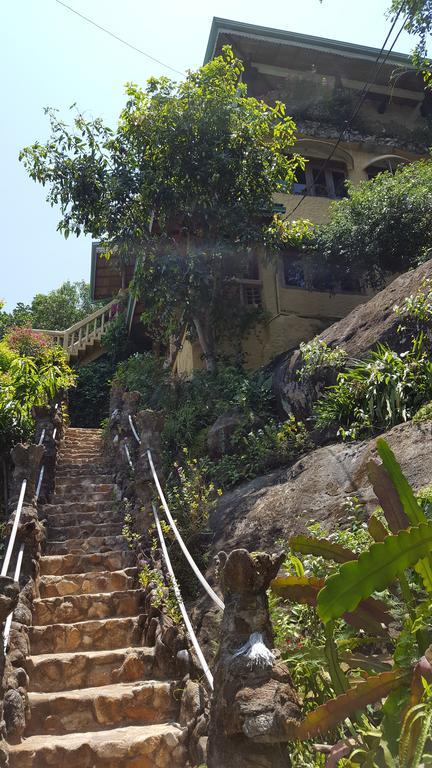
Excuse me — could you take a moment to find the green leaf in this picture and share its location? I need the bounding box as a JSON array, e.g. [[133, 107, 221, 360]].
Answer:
[[376, 439, 426, 526], [271, 575, 392, 634], [289, 534, 357, 563], [317, 522, 432, 623], [367, 458, 410, 533], [292, 668, 410, 740]]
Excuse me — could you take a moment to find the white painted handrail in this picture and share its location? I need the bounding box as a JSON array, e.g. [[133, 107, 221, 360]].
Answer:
[[152, 503, 214, 689], [128, 415, 141, 445], [1, 481, 27, 578], [32, 297, 121, 360], [146, 450, 225, 611], [3, 544, 24, 650]]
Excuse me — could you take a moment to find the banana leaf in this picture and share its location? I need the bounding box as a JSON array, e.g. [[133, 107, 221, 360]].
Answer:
[[292, 668, 410, 740], [272, 576, 392, 634], [367, 459, 410, 533], [317, 522, 432, 623], [289, 535, 357, 563]]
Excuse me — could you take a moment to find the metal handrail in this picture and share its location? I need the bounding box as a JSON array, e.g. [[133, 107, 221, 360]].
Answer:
[[152, 503, 214, 689], [1, 480, 27, 579]]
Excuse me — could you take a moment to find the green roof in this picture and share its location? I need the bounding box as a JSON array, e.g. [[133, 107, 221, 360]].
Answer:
[[203, 17, 412, 67]]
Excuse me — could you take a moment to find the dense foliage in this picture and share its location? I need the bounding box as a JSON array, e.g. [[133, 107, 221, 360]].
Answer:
[[113, 353, 310, 489], [20, 47, 305, 370], [0, 328, 75, 462], [271, 440, 432, 767], [307, 160, 432, 288], [314, 334, 432, 440]]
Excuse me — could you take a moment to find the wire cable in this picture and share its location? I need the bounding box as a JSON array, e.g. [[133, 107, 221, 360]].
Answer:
[[55, 0, 184, 77], [286, 6, 407, 217]]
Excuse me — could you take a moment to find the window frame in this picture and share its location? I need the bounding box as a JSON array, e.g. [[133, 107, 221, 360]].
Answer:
[[291, 160, 348, 200]]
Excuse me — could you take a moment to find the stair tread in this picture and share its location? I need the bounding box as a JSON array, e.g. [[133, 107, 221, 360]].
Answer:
[[29, 679, 173, 703], [28, 646, 153, 664], [8, 721, 183, 751]]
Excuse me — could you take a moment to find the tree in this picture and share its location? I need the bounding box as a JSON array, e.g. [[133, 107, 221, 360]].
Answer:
[[0, 302, 32, 339], [389, 1, 432, 66], [20, 47, 304, 370], [307, 159, 432, 287], [30, 280, 100, 330]]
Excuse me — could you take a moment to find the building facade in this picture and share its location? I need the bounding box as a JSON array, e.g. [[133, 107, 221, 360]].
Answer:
[[172, 18, 428, 375]]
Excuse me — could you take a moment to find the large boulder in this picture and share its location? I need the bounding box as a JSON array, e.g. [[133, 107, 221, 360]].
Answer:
[[209, 419, 432, 555], [274, 258, 432, 419]]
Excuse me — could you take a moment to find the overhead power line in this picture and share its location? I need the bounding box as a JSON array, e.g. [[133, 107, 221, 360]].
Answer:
[[55, 0, 184, 77], [286, 5, 407, 218]]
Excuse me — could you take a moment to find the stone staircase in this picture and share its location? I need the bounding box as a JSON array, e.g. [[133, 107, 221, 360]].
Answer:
[[9, 428, 187, 768]]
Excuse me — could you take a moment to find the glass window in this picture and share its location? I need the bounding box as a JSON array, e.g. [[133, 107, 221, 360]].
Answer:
[[312, 168, 328, 197], [292, 168, 307, 195], [331, 171, 348, 198], [283, 256, 305, 288]]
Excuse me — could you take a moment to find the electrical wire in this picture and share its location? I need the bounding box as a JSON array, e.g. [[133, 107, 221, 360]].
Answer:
[[286, 5, 407, 217], [55, 0, 184, 77]]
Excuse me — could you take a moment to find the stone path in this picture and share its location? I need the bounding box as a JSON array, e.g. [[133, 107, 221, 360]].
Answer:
[[9, 428, 187, 768]]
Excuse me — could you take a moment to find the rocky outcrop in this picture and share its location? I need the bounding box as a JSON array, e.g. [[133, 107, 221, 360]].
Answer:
[[208, 419, 432, 556], [274, 258, 432, 420]]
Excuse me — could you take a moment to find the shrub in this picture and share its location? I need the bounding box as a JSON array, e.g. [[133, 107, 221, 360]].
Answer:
[[314, 335, 432, 440], [69, 357, 116, 428], [0, 341, 17, 373], [5, 326, 51, 357], [394, 278, 432, 326], [297, 339, 347, 382], [205, 416, 312, 489], [413, 401, 432, 422]]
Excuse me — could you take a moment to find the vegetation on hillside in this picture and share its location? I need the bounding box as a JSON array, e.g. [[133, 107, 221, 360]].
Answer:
[[271, 439, 432, 767]]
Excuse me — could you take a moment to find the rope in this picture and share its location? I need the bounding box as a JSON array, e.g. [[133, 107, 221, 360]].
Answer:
[[124, 443, 134, 471], [1, 480, 27, 578], [152, 503, 214, 689], [3, 543, 24, 650], [128, 414, 142, 445], [147, 449, 225, 611]]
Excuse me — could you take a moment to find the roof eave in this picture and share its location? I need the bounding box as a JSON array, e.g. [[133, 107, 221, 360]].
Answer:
[[203, 17, 412, 68]]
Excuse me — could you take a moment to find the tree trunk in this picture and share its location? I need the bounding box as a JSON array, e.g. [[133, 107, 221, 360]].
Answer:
[[192, 315, 217, 372]]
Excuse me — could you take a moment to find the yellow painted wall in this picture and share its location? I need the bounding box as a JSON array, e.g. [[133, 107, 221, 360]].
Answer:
[[174, 138, 422, 376]]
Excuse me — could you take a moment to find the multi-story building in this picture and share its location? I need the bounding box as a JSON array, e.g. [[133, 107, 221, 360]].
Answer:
[[91, 18, 430, 374]]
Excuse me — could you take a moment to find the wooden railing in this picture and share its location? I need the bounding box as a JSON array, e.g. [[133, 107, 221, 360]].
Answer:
[[33, 298, 121, 360]]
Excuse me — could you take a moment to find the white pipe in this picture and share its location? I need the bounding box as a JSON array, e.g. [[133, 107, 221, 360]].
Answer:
[[52, 428, 57, 440], [152, 503, 214, 689], [38, 429, 46, 446], [147, 450, 225, 611], [1, 481, 27, 578], [128, 415, 141, 444], [3, 543, 25, 651], [35, 465, 45, 500]]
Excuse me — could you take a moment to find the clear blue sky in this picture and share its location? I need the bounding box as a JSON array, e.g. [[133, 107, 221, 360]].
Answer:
[[0, 0, 423, 310]]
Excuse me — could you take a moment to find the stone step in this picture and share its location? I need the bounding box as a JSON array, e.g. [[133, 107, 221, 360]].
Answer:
[[30, 616, 142, 654], [27, 646, 156, 693], [51, 490, 114, 504], [39, 568, 138, 598], [47, 521, 123, 542], [33, 589, 142, 626], [40, 550, 135, 576], [42, 500, 115, 517], [26, 680, 177, 735], [9, 723, 187, 768], [43, 508, 122, 529], [56, 464, 110, 476], [55, 480, 114, 493], [45, 535, 127, 556]]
